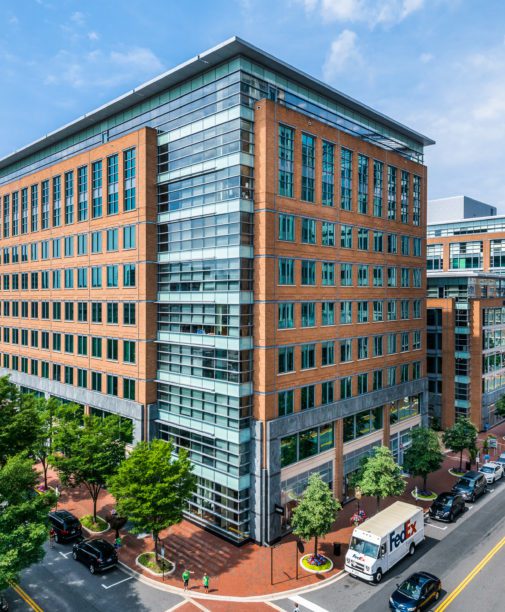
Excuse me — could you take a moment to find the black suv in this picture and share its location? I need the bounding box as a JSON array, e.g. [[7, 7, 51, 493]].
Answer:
[[452, 470, 487, 502], [48, 510, 82, 543], [429, 492, 465, 522], [72, 538, 118, 574]]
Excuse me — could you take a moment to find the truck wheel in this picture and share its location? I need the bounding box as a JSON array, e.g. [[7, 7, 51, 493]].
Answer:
[[409, 543, 416, 556], [374, 569, 383, 583]]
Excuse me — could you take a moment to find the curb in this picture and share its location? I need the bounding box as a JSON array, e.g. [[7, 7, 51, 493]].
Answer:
[[117, 560, 347, 602]]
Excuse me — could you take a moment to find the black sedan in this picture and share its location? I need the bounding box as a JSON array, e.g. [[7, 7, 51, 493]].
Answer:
[[429, 492, 465, 522], [389, 571, 441, 610], [72, 538, 118, 574]]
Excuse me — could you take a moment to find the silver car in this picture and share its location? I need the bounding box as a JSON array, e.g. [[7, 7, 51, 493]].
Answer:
[[479, 462, 503, 483]]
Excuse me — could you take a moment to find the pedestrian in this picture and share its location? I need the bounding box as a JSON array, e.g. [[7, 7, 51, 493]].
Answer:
[[49, 528, 56, 549], [203, 572, 210, 593], [293, 604, 300, 612], [114, 536, 122, 551], [182, 568, 193, 591]]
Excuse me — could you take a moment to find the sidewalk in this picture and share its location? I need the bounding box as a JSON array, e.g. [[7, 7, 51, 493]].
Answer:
[[40, 420, 505, 600]]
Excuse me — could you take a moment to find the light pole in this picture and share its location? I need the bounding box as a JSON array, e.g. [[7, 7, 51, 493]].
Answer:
[[355, 486, 362, 514]]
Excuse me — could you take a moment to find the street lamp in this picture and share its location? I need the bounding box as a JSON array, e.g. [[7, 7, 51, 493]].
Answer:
[[355, 486, 362, 514]]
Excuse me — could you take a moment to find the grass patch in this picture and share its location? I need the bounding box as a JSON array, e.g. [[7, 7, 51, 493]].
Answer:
[[80, 514, 108, 532], [301, 556, 332, 572], [138, 552, 173, 574], [411, 490, 437, 501]]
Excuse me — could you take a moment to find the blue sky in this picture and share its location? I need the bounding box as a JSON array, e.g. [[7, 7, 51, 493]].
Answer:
[[1, 0, 505, 209]]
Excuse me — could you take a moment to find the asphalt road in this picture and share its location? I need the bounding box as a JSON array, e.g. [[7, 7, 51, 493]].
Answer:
[[3, 542, 183, 612], [274, 475, 505, 611]]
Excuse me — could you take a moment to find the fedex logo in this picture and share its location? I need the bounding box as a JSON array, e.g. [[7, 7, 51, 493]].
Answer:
[[389, 519, 417, 550]]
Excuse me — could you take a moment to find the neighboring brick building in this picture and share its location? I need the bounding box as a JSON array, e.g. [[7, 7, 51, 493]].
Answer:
[[0, 37, 433, 544], [428, 206, 505, 431]]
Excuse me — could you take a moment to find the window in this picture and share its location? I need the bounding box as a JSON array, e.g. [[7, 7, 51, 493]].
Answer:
[[278, 346, 294, 374], [387, 300, 397, 321], [358, 301, 369, 323], [53, 238, 61, 258], [124, 148, 136, 211], [278, 303, 294, 329], [107, 265, 118, 287], [107, 339, 118, 360], [53, 364, 61, 381], [358, 154, 368, 214], [413, 330, 421, 350], [358, 228, 369, 250], [77, 234, 87, 255], [413, 175, 421, 226], [321, 341, 335, 366], [344, 407, 383, 442], [358, 265, 369, 286], [340, 376, 352, 399], [64, 334, 74, 353], [78, 302, 88, 322], [107, 302, 118, 324], [300, 385, 315, 410], [373, 266, 383, 287], [92, 372, 102, 392], [91, 266, 102, 288], [401, 300, 409, 320], [387, 267, 397, 287], [91, 337, 102, 358], [123, 378, 136, 400], [279, 125, 294, 197], [65, 171, 74, 224], [53, 302, 61, 320], [401, 235, 410, 256], [401, 364, 409, 383], [301, 260, 316, 285], [358, 337, 368, 359], [301, 134, 315, 202], [124, 302, 136, 325], [92, 160, 103, 218], [77, 268, 87, 288], [301, 218, 316, 244], [358, 373, 368, 395], [321, 381, 334, 405], [12, 192, 18, 236], [412, 361, 421, 380], [340, 339, 352, 362], [301, 302, 315, 327], [341, 225, 353, 248], [387, 166, 397, 220], [123, 340, 136, 364], [341, 263, 353, 286], [322, 262, 335, 286], [321, 302, 335, 325], [77, 166, 88, 221], [279, 258, 294, 285], [77, 369, 87, 388], [340, 301, 352, 324], [107, 375, 118, 396], [341, 148, 352, 210], [21, 188, 28, 234], [413, 237, 422, 257], [77, 335, 87, 356], [322, 141, 335, 206], [373, 335, 383, 357], [388, 233, 397, 254], [401, 332, 409, 352], [123, 264, 136, 287], [278, 390, 294, 416], [413, 300, 421, 319], [278, 214, 295, 241], [52, 270, 61, 289], [107, 228, 118, 251], [91, 231, 102, 253], [107, 154, 119, 214], [64, 269, 74, 289], [388, 333, 397, 354], [413, 269, 422, 287], [322, 221, 335, 246], [401, 268, 410, 288], [41, 180, 49, 229], [92, 302, 102, 323], [64, 236, 74, 257]]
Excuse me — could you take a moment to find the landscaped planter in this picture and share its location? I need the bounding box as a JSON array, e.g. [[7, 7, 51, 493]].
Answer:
[[135, 552, 175, 576], [299, 553, 333, 574], [80, 515, 110, 535], [411, 489, 437, 501], [448, 468, 466, 477]]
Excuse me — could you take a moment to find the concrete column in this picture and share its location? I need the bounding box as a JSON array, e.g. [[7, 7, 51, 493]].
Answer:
[[334, 419, 344, 501], [84, 405, 91, 416]]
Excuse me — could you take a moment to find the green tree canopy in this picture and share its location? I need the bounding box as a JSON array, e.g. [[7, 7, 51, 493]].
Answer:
[[495, 395, 505, 419], [290, 473, 341, 555], [0, 377, 42, 466], [51, 413, 132, 520], [108, 439, 196, 562], [402, 428, 444, 493], [442, 417, 478, 471], [0, 455, 55, 589], [32, 397, 61, 490], [354, 446, 405, 512]]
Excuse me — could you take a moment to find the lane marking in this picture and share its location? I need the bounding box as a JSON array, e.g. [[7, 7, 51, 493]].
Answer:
[[10, 581, 44, 612], [190, 599, 211, 612], [435, 534, 505, 611], [290, 595, 329, 612], [266, 603, 285, 611], [101, 575, 134, 589], [426, 523, 448, 531], [164, 600, 189, 612], [59, 551, 72, 559]]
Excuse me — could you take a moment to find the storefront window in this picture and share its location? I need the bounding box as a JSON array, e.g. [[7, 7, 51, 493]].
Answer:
[[390, 395, 421, 424], [344, 407, 384, 443], [280, 424, 335, 467], [299, 428, 319, 460], [319, 423, 334, 452], [281, 435, 297, 467]]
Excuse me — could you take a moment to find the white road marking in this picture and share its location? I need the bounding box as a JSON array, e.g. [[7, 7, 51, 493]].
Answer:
[[467, 505, 474, 510], [266, 603, 285, 611], [190, 599, 211, 612], [101, 576, 134, 590], [426, 523, 448, 531], [59, 551, 73, 558], [488, 488, 495, 492], [165, 601, 190, 612], [290, 595, 329, 612]]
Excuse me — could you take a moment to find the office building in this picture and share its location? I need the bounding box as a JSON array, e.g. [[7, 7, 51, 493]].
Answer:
[[0, 38, 433, 544]]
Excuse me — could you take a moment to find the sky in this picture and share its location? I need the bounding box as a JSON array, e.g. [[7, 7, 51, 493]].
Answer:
[[1, 0, 505, 210]]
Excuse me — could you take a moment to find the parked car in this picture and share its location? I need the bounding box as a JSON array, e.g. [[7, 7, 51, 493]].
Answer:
[[0, 592, 8, 612], [452, 470, 487, 502], [429, 492, 465, 522], [479, 462, 504, 483], [72, 538, 118, 574], [48, 510, 82, 543], [494, 452, 505, 467], [389, 571, 441, 610]]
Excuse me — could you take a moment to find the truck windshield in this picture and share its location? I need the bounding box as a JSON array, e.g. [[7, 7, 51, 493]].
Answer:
[[349, 537, 379, 559]]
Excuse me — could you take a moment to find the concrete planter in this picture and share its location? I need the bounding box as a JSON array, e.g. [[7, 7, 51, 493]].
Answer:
[[135, 553, 176, 577], [299, 554, 333, 574]]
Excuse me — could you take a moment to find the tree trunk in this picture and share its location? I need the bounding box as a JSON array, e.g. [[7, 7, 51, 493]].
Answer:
[[314, 535, 318, 556], [376, 496, 380, 513], [459, 449, 463, 471], [423, 474, 428, 493], [92, 495, 98, 522], [42, 460, 48, 490], [154, 532, 159, 563]]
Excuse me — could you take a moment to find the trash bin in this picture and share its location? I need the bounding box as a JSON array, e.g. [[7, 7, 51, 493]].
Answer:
[[333, 542, 341, 556], [465, 461, 471, 471]]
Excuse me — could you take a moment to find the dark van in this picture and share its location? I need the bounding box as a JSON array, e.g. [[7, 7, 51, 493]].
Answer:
[[452, 471, 487, 502], [48, 510, 82, 543]]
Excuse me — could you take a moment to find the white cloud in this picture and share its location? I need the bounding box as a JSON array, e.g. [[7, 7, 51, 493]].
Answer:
[[301, 0, 425, 27], [70, 11, 85, 26], [420, 52, 434, 63], [43, 46, 164, 90], [323, 29, 361, 80], [87, 31, 99, 41]]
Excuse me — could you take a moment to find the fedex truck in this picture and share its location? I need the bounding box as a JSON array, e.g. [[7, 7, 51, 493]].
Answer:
[[345, 501, 424, 583]]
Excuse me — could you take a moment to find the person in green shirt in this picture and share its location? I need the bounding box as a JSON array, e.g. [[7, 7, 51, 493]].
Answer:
[[203, 572, 210, 593], [182, 568, 192, 591]]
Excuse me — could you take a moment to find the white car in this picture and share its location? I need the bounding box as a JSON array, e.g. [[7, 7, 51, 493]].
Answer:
[[479, 462, 504, 483]]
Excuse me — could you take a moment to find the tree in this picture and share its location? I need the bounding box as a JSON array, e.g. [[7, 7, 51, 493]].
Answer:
[[354, 446, 405, 512], [442, 417, 478, 472], [51, 413, 132, 521], [0, 455, 55, 589], [32, 398, 60, 490], [291, 473, 341, 556], [402, 428, 444, 493], [108, 439, 196, 563], [495, 395, 505, 419], [0, 377, 42, 466]]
